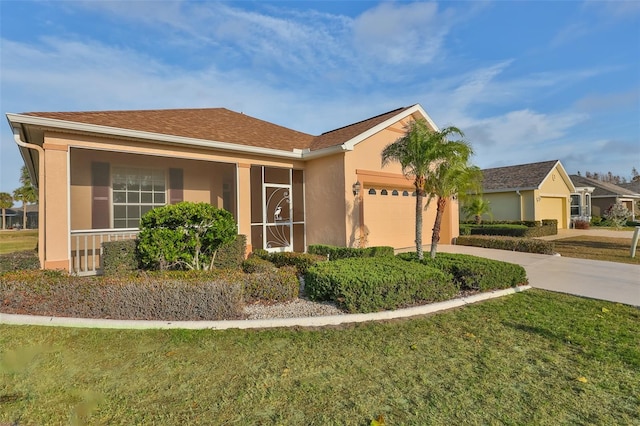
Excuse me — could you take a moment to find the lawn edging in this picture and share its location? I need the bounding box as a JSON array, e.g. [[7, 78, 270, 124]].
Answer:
[[0, 285, 531, 330]]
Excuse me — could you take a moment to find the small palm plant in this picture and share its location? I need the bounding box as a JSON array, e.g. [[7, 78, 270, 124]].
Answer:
[[462, 197, 492, 224]]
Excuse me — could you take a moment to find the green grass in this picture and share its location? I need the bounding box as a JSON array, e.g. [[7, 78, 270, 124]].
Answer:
[[0, 230, 38, 255], [2, 290, 638, 425], [553, 236, 640, 265]]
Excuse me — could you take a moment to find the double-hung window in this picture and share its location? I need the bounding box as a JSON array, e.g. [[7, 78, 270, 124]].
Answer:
[[112, 167, 166, 228], [570, 194, 580, 217]]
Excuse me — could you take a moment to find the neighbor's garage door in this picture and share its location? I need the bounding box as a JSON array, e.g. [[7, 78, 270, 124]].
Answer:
[[363, 187, 435, 248], [539, 197, 566, 229]]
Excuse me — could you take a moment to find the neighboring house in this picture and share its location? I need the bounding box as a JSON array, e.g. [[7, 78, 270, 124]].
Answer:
[[567, 175, 595, 225], [475, 160, 575, 228], [14, 204, 39, 229], [7, 104, 460, 274], [1, 208, 18, 229], [569, 175, 640, 219]]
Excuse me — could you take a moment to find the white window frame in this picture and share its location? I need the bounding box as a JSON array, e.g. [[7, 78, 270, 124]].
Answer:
[[112, 166, 167, 229]]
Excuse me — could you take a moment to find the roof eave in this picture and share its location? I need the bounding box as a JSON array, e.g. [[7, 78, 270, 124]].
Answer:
[[6, 113, 305, 160]]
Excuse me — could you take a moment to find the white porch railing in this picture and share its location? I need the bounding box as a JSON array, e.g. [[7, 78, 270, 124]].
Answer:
[[70, 228, 139, 275]]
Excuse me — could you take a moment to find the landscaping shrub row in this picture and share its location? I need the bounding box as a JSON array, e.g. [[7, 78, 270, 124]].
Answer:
[[0, 264, 302, 319], [251, 250, 326, 274], [101, 234, 247, 275], [304, 257, 458, 313], [459, 220, 558, 238], [243, 266, 300, 302], [308, 244, 394, 260], [0, 250, 40, 273], [396, 252, 528, 291], [455, 235, 555, 255], [0, 270, 244, 321]]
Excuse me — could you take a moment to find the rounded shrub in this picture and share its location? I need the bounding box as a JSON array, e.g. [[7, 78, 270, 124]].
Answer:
[[136, 202, 237, 270]]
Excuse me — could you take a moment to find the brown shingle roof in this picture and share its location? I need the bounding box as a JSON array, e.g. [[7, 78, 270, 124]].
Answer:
[[23, 108, 314, 152], [570, 175, 639, 197], [310, 106, 413, 150], [481, 160, 559, 191], [618, 181, 640, 194], [22, 105, 416, 152]]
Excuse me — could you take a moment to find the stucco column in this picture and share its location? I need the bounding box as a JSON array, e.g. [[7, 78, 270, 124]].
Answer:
[[42, 141, 70, 271], [237, 163, 252, 254]]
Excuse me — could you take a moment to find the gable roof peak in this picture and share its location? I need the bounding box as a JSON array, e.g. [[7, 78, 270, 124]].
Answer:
[[481, 159, 564, 192]]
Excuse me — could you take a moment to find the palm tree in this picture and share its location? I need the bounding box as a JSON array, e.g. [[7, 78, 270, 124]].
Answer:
[[382, 119, 469, 260], [13, 166, 38, 229], [424, 146, 481, 258], [0, 192, 13, 230], [462, 197, 492, 224]]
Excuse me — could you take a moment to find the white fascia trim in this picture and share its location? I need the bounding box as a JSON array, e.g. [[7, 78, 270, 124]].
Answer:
[[7, 113, 303, 160], [300, 143, 350, 159], [341, 104, 440, 151]]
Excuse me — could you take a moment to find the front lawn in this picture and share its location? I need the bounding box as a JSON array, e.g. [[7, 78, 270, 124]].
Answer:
[[2, 290, 638, 425], [553, 236, 640, 265], [0, 230, 38, 255]]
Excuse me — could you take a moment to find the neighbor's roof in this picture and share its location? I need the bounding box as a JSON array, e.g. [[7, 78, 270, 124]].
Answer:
[[481, 160, 561, 192], [618, 180, 640, 194], [16, 105, 417, 153], [570, 175, 640, 198]]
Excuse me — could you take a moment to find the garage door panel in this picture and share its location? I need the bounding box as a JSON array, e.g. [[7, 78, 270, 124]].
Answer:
[[363, 187, 435, 248], [539, 197, 566, 229]]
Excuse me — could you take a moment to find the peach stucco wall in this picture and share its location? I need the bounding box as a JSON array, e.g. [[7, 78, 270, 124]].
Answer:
[[305, 154, 347, 247], [42, 140, 70, 270], [344, 117, 459, 248]]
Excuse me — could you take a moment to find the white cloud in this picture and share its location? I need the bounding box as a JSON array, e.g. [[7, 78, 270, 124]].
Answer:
[[352, 2, 450, 64]]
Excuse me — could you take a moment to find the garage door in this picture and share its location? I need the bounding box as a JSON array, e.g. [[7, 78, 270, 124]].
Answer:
[[539, 197, 566, 229], [362, 186, 436, 249]]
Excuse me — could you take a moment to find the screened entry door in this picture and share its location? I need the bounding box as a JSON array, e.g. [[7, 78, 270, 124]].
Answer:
[[264, 184, 292, 252], [251, 166, 305, 253]]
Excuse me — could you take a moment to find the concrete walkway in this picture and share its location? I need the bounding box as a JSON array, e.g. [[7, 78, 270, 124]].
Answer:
[[438, 244, 640, 307]]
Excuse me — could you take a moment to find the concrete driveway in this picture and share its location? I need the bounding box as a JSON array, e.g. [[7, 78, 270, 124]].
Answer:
[[438, 244, 640, 307]]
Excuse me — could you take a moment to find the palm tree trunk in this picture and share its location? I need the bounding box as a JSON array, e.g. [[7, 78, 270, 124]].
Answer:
[[430, 196, 448, 259], [1, 208, 5, 230], [23, 204, 27, 229], [416, 189, 423, 260]]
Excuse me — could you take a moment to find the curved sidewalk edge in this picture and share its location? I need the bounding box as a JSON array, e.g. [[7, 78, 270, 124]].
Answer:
[[0, 286, 531, 330]]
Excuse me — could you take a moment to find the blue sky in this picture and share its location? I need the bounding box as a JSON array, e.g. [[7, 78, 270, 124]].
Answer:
[[1, 0, 639, 194]]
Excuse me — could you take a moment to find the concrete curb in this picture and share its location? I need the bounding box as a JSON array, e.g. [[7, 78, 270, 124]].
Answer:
[[0, 286, 531, 330]]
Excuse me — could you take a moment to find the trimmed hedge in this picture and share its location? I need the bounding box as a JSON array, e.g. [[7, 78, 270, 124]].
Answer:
[[304, 257, 457, 313], [102, 240, 138, 275], [456, 235, 555, 255], [243, 266, 300, 302], [101, 234, 247, 275], [0, 250, 40, 273], [308, 244, 395, 261], [396, 252, 528, 291], [242, 256, 276, 274], [213, 234, 247, 269], [253, 251, 326, 275], [463, 220, 558, 238], [0, 270, 244, 320]]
